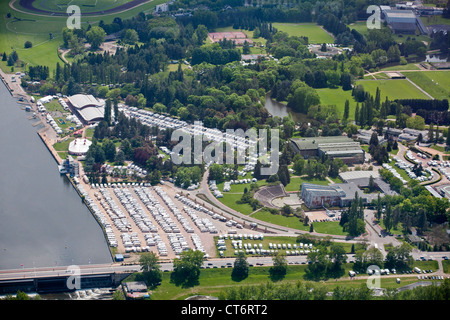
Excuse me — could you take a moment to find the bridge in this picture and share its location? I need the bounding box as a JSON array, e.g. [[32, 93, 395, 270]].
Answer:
[[0, 264, 138, 294]]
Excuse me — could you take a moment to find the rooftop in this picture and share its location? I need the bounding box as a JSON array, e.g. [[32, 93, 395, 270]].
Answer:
[[68, 94, 104, 110], [384, 9, 417, 19], [291, 136, 354, 151]]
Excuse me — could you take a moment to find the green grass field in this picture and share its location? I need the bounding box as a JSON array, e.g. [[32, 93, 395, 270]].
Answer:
[[348, 21, 370, 36], [30, 0, 135, 14], [312, 221, 347, 236], [126, 264, 425, 300], [402, 71, 450, 100], [284, 176, 329, 192], [381, 63, 421, 71], [217, 193, 255, 215], [251, 209, 310, 231], [272, 23, 334, 44], [316, 87, 357, 120], [443, 260, 450, 273], [354, 79, 431, 101], [0, 0, 166, 73]]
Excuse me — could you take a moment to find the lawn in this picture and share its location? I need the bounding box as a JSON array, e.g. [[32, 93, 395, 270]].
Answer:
[[316, 87, 357, 121], [354, 79, 431, 101], [348, 21, 370, 36], [52, 137, 74, 151], [443, 260, 450, 274], [381, 63, 421, 71], [0, 0, 166, 73], [272, 23, 334, 44], [312, 221, 347, 236], [402, 71, 450, 100], [285, 176, 329, 192], [30, 0, 135, 14], [251, 209, 310, 231], [378, 219, 404, 236], [218, 193, 255, 215], [127, 264, 424, 300]]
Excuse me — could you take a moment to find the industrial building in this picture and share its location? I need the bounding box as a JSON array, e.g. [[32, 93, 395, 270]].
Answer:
[[290, 136, 365, 165], [383, 9, 428, 35], [67, 94, 105, 124]]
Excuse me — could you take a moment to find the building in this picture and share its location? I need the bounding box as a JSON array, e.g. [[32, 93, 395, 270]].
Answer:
[[68, 138, 92, 156], [290, 136, 365, 165], [123, 281, 149, 299], [301, 170, 397, 209], [58, 155, 79, 177], [67, 94, 105, 124], [154, 2, 170, 13], [384, 9, 428, 35], [300, 183, 345, 209]]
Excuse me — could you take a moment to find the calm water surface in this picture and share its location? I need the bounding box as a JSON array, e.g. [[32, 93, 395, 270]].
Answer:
[[0, 82, 112, 270]]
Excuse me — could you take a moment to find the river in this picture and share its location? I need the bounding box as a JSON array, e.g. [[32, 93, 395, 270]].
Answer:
[[0, 81, 112, 270]]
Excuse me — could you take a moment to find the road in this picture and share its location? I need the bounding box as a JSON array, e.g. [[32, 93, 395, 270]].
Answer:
[[188, 169, 365, 242]]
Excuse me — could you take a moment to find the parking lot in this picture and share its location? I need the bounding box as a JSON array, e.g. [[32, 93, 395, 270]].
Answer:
[[78, 181, 262, 261]]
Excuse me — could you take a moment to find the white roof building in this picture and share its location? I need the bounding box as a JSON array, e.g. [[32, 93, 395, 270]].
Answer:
[[68, 138, 92, 156], [68, 94, 105, 124]]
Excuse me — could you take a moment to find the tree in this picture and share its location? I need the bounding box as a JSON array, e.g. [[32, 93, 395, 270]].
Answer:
[[139, 252, 162, 287], [24, 41, 32, 48], [171, 249, 204, 287], [243, 41, 250, 54], [86, 26, 106, 50], [270, 251, 288, 280], [343, 99, 350, 120], [329, 243, 347, 271], [123, 29, 139, 44], [232, 251, 249, 281]]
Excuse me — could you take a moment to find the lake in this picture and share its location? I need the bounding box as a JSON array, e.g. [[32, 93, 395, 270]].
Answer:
[[264, 95, 311, 123]]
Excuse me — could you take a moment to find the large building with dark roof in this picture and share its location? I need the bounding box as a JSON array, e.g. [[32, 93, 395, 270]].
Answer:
[[290, 136, 365, 165], [383, 9, 428, 35]]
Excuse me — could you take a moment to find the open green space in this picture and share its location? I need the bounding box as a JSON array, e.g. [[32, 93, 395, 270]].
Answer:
[[355, 79, 431, 101], [402, 71, 450, 100], [378, 219, 404, 236], [272, 23, 334, 44], [251, 209, 310, 231], [217, 193, 255, 215], [421, 15, 450, 26], [0, 0, 166, 73], [312, 221, 347, 236], [127, 264, 424, 300], [285, 176, 330, 192], [443, 260, 450, 273], [30, 0, 135, 14], [52, 137, 74, 151], [316, 87, 357, 121], [381, 63, 421, 71], [348, 21, 370, 36]]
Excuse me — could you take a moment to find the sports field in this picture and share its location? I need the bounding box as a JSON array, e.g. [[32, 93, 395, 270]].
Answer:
[[402, 71, 450, 100], [0, 0, 164, 73], [272, 23, 335, 44], [30, 0, 135, 14], [354, 79, 432, 101]]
